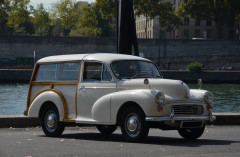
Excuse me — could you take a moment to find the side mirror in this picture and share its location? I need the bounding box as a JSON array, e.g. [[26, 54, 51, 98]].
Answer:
[[198, 79, 202, 89]]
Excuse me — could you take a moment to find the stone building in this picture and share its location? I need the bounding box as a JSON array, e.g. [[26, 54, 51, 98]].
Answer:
[[135, 0, 236, 40]]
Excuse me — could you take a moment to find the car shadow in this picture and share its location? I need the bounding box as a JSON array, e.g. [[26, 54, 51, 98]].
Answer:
[[46, 131, 240, 147]]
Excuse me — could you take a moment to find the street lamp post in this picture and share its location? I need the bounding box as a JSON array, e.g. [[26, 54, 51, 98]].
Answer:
[[116, 0, 119, 54]]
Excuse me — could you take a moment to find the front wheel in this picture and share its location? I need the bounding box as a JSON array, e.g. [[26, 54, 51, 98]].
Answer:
[[97, 125, 117, 135], [178, 125, 205, 140], [41, 105, 65, 137], [121, 107, 149, 142]]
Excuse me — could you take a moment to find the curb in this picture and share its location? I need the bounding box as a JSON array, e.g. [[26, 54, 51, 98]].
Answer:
[[0, 113, 240, 128], [0, 115, 40, 128]]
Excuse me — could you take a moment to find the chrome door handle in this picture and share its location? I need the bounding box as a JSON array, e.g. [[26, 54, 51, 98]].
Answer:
[[78, 86, 85, 91]]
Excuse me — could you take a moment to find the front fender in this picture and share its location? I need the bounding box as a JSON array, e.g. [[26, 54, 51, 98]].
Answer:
[[110, 89, 160, 124], [92, 93, 112, 123], [28, 90, 67, 121]]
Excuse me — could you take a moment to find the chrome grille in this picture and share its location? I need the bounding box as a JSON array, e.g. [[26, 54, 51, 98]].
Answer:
[[172, 105, 204, 115]]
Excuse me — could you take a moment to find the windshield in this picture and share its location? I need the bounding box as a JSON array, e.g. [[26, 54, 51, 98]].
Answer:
[[111, 60, 162, 79]]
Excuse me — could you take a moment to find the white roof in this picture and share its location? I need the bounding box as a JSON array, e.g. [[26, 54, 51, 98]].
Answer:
[[37, 53, 150, 64]]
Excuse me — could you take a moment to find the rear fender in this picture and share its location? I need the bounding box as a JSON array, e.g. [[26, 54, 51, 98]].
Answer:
[[28, 90, 67, 121]]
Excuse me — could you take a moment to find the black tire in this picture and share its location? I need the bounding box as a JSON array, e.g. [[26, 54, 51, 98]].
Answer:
[[120, 107, 149, 142], [41, 105, 65, 137], [178, 125, 205, 140], [96, 125, 117, 135]]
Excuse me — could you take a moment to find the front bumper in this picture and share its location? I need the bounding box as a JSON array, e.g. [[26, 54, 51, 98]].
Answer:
[[145, 110, 216, 123]]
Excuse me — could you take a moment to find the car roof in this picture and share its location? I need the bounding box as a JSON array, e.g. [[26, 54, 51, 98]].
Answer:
[[37, 53, 150, 64]]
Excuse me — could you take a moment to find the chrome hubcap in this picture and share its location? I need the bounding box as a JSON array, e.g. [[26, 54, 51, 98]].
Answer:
[[45, 112, 57, 132], [127, 116, 138, 132]]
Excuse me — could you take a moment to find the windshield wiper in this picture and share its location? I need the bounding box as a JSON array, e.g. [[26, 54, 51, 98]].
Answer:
[[121, 74, 161, 80], [131, 73, 148, 78]]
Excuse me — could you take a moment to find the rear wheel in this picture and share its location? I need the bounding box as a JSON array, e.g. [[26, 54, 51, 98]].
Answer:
[[178, 125, 205, 140], [41, 105, 65, 137], [96, 125, 117, 135], [121, 107, 149, 142]]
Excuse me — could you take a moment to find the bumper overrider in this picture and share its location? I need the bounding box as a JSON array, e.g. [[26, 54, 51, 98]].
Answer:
[[145, 110, 216, 123]]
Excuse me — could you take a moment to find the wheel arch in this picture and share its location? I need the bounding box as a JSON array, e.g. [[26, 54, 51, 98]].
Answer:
[[116, 101, 145, 126], [27, 90, 67, 121]]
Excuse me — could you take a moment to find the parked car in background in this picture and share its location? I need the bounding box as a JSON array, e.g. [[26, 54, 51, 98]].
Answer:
[[25, 53, 215, 141]]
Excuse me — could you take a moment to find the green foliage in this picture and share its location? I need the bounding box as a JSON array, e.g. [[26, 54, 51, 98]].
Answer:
[[134, 0, 159, 19], [187, 62, 203, 72], [95, 0, 115, 19], [0, 0, 10, 34], [7, 0, 33, 34], [178, 0, 235, 39], [157, 2, 183, 33], [70, 5, 102, 37], [32, 4, 51, 36], [134, 0, 160, 38], [94, 4, 115, 37], [51, 0, 84, 36]]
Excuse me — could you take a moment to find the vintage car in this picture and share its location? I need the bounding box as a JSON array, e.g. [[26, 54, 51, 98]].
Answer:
[[25, 53, 215, 141]]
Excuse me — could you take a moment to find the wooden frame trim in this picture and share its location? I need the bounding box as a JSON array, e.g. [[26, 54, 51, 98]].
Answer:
[[32, 81, 78, 85], [25, 60, 82, 122]]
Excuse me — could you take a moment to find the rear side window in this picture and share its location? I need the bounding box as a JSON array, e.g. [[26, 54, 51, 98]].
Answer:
[[35, 62, 80, 81]]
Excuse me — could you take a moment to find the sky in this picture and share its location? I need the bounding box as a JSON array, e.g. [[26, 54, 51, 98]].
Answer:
[[30, 0, 96, 8]]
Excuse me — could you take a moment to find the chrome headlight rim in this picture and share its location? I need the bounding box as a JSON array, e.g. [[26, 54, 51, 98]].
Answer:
[[155, 92, 165, 105], [204, 92, 214, 105]]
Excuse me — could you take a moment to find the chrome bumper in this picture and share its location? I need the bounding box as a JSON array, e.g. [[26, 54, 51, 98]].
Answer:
[[145, 110, 216, 123]]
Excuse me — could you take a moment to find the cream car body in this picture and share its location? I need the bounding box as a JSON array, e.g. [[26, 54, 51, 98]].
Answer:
[[25, 53, 215, 141]]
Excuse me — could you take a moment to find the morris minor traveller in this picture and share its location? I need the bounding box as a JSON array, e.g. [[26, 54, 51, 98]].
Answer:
[[25, 53, 215, 141]]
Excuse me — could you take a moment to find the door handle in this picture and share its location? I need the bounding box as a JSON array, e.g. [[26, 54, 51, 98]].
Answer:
[[78, 86, 85, 91]]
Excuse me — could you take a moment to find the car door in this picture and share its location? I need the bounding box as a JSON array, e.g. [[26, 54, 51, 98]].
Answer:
[[76, 61, 116, 123]]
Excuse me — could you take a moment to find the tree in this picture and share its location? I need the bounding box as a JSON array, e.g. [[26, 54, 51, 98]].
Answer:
[[95, 0, 116, 19], [70, 5, 101, 37], [94, 2, 115, 37], [134, 0, 160, 39], [7, 0, 33, 35], [0, 0, 10, 34], [155, 2, 183, 39], [178, 0, 235, 39], [51, 0, 83, 36], [32, 3, 51, 36], [227, 0, 240, 40]]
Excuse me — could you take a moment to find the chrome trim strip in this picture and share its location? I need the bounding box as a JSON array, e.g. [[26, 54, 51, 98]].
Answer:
[[166, 100, 205, 104], [145, 116, 216, 122], [146, 110, 216, 123]]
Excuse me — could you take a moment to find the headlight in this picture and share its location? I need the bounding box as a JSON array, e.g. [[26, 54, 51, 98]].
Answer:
[[155, 92, 165, 105], [204, 92, 214, 105]]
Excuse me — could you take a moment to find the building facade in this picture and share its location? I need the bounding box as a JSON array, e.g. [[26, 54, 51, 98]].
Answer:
[[135, 0, 236, 40]]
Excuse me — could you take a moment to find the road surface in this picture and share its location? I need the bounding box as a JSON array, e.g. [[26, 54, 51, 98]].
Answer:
[[0, 125, 240, 157]]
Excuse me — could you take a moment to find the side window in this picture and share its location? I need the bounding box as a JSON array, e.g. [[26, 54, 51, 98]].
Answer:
[[60, 63, 80, 80], [102, 64, 112, 81], [83, 62, 113, 82], [36, 64, 58, 81], [35, 62, 80, 81]]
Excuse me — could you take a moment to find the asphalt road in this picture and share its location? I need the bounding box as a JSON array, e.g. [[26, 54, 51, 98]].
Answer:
[[0, 126, 240, 157]]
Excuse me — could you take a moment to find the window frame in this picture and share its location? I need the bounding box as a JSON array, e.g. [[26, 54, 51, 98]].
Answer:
[[110, 60, 162, 80], [32, 61, 81, 84], [81, 61, 114, 83]]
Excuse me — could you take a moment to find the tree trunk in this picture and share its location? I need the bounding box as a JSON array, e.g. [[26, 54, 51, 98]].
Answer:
[[145, 16, 148, 39]]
